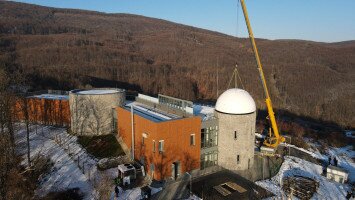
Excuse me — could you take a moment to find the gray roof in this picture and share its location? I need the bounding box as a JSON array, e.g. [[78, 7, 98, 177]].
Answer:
[[327, 165, 349, 173]]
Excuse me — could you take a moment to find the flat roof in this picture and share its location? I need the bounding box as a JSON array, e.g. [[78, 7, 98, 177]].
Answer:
[[327, 165, 349, 173], [124, 102, 181, 122], [193, 104, 215, 121], [72, 89, 121, 95], [30, 94, 69, 100], [191, 170, 273, 200]]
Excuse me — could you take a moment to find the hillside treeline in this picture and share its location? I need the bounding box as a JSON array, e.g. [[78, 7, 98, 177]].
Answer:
[[0, 1, 354, 128]]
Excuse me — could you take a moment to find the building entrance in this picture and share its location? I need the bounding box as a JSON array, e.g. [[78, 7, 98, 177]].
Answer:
[[172, 161, 180, 180]]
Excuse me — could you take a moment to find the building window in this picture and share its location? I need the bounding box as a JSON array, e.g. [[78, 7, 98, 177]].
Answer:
[[234, 131, 237, 140], [142, 133, 148, 146], [200, 151, 218, 169], [112, 120, 117, 134], [237, 155, 240, 164], [159, 140, 164, 152], [190, 134, 195, 146], [153, 140, 156, 152], [201, 126, 218, 149]]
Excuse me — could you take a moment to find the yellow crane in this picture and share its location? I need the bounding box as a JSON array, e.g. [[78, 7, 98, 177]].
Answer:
[[239, 0, 285, 155]]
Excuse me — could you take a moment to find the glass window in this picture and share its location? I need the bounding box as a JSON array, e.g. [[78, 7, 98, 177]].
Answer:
[[190, 134, 195, 146], [159, 140, 164, 152], [201, 126, 218, 149], [200, 151, 218, 169], [153, 140, 156, 152]]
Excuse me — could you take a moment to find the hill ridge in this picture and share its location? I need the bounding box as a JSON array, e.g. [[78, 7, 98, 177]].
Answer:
[[0, 1, 354, 127]]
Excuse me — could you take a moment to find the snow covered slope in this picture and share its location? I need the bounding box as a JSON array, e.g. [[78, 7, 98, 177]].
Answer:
[[256, 156, 352, 199], [15, 124, 96, 199]]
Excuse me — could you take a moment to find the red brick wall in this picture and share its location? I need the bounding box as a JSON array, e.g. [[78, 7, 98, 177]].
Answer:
[[116, 107, 201, 180], [15, 98, 70, 126]]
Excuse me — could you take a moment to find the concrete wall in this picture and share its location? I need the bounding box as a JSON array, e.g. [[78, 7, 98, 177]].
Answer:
[[69, 89, 125, 135], [216, 111, 256, 171]]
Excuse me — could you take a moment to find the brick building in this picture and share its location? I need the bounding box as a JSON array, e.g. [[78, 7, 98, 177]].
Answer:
[[116, 89, 256, 181], [16, 88, 257, 181], [15, 92, 70, 126]]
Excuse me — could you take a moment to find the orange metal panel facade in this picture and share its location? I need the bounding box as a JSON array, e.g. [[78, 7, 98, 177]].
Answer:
[[15, 98, 70, 126], [116, 107, 201, 180]]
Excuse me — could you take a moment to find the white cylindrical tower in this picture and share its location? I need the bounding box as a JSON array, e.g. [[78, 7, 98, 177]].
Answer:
[[69, 88, 125, 136], [215, 88, 256, 171]]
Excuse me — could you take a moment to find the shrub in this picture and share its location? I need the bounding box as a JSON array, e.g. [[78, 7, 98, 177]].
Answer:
[[291, 136, 310, 150], [324, 132, 348, 148]]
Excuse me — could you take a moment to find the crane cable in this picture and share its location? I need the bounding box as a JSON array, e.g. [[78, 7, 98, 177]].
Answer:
[[227, 63, 245, 89], [227, 0, 245, 90]]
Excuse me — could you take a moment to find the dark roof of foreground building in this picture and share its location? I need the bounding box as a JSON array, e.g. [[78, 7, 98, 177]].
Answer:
[[191, 170, 273, 200]]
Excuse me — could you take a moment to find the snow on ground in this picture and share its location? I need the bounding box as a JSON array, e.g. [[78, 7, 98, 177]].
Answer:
[[15, 124, 98, 199], [184, 194, 202, 200], [283, 143, 325, 160], [256, 153, 354, 199], [255, 132, 265, 139], [307, 142, 355, 182], [116, 187, 141, 200], [257, 143, 355, 199], [16, 123, 353, 200], [109, 186, 162, 200], [15, 124, 161, 200], [345, 130, 355, 139], [326, 146, 355, 182], [31, 94, 69, 100]]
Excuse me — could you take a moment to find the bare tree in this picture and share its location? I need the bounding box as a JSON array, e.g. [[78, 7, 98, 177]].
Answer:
[[94, 174, 114, 200], [0, 69, 26, 199], [18, 96, 31, 167]]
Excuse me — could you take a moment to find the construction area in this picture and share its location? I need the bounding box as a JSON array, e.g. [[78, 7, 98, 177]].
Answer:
[[14, 82, 354, 200], [11, 0, 355, 199]]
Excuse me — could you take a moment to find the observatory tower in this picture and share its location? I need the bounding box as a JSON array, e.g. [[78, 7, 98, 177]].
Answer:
[[215, 88, 256, 171]]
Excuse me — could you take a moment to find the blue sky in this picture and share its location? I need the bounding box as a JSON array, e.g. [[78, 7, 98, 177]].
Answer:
[[14, 0, 355, 42]]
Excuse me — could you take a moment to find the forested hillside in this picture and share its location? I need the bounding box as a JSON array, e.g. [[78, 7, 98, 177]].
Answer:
[[0, 1, 354, 128]]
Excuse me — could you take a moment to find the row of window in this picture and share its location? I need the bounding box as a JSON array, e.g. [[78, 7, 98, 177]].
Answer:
[[142, 136, 164, 151], [233, 129, 254, 140], [141, 133, 196, 153], [200, 151, 218, 169], [201, 127, 218, 148]]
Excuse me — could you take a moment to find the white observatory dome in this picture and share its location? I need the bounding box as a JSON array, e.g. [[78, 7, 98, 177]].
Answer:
[[215, 88, 256, 114]]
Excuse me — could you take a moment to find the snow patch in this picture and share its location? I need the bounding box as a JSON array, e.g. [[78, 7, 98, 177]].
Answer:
[[256, 156, 352, 199], [76, 89, 119, 95]]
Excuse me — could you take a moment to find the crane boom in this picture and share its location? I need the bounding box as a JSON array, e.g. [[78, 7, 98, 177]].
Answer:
[[239, 0, 285, 149]]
